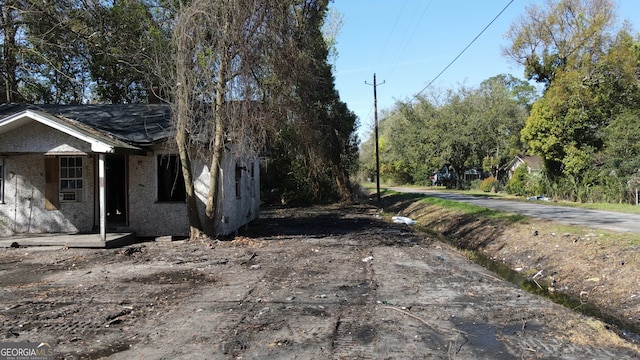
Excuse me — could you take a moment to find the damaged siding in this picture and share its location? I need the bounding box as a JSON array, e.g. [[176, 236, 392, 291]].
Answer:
[[214, 154, 260, 235], [125, 147, 260, 238], [0, 154, 94, 236], [128, 152, 189, 237]]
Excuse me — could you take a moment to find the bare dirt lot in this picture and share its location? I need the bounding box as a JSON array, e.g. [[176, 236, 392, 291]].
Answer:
[[1, 195, 639, 359]]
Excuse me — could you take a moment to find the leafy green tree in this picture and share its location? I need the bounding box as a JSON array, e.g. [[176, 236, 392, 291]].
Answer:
[[476, 75, 533, 177], [521, 29, 640, 180], [85, 0, 161, 103], [0, 0, 22, 102], [0, 0, 86, 103], [503, 0, 616, 87], [602, 109, 640, 179], [362, 77, 531, 189]]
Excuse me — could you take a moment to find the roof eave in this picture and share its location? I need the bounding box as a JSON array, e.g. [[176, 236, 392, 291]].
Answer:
[[0, 109, 147, 156]]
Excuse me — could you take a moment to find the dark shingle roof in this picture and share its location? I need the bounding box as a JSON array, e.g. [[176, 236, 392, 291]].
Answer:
[[0, 103, 172, 146]]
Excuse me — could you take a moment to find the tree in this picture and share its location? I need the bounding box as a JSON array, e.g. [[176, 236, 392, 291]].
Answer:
[[362, 77, 530, 188], [261, 0, 358, 203], [475, 76, 533, 177], [503, 0, 616, 87], [0, 0, 170, 104], [0, 0, 21, 102], [171, 0, 355, 235], [521, 29, 640, 179], [84, 0, 161, 103], [172, 0, 276, 236]]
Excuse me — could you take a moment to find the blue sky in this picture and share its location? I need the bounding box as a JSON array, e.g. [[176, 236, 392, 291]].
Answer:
[[330, 0, 640, 140]]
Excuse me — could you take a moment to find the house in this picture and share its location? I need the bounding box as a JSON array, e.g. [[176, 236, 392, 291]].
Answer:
[[463, 168, 484, 182], [0, 103, 260, 241], [504, 154, 543, 179]]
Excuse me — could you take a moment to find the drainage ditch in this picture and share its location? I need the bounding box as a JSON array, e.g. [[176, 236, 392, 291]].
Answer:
[[437, 233, 640, 344]]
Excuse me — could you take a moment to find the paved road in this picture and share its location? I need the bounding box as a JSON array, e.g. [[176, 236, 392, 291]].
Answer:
[[390, 187, 640, 234]]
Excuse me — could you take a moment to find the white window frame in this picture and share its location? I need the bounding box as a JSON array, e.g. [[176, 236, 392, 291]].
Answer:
[[59, 156, 84, 202]]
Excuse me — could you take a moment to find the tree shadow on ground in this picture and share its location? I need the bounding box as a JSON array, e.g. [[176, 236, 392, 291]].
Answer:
[[241, 202, 394, 239]]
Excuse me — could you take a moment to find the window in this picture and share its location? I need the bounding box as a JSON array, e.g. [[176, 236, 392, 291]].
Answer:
[[157, 154, 186, 202], [0, 158, 4, 204], [235, 163, 242, 199], [249, 162, 256, 198], [59, 156, 83, 202]]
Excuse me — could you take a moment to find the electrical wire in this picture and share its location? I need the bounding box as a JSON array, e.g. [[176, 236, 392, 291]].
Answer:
[[413, 0, 515, 100], [373, 0, 409, 72], [387, 0, 432, 80]]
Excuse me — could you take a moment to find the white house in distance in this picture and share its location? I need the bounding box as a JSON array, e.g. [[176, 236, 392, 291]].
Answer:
[[0, 103, 260, 243], [504, 154, 544, 179]]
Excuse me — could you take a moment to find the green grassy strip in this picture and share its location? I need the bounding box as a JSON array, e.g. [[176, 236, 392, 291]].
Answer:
[[417, 196, 527, 223]]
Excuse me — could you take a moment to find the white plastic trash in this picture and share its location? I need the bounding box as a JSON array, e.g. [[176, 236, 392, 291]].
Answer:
[[392, 216, 416, 225]]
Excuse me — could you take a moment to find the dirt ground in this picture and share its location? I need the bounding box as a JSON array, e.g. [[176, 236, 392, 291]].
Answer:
[[1, 194, 639, 359]]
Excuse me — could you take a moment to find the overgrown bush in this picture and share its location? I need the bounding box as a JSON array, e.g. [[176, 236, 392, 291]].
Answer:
[[505, 166, 533, 196], [479, 176, 499, 192]]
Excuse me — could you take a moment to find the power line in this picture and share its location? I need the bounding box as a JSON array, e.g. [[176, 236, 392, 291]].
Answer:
[[387, 0, 432, 80], [413, 0, 515, 99], [373, 0, 408, 71]]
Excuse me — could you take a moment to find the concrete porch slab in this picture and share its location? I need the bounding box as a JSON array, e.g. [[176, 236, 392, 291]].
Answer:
[[0, 232, 137, 249]]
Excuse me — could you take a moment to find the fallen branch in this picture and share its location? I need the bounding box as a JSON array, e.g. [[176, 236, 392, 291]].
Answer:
[[381, 306, 472, 337], [478, 271, 503, 282]]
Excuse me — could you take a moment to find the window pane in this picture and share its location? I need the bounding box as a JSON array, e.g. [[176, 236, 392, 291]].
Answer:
[[61, 158, 67, 167], [157, 154, 186, 202], [76, 180, 83, 189]]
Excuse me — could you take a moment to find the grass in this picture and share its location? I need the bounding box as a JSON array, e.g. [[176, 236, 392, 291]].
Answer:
[[416, 196, 528, 223], [362, 182, 640, 215], [371, 184, 640, 250]]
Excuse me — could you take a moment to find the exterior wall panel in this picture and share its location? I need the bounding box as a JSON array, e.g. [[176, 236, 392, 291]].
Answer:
[[128, 153, 189, 237], [0, 122, 91, 154], [0, 154, 94, 236]]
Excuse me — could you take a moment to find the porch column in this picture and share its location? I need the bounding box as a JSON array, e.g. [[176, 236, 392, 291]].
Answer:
[[98, 153, 106, 242]]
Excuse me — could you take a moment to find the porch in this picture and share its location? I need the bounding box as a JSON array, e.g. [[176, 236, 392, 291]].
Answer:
[[0, 232, 137, 249]]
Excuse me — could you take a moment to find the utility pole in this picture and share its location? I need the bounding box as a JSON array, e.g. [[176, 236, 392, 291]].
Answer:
[[365, 73, 384, 202]]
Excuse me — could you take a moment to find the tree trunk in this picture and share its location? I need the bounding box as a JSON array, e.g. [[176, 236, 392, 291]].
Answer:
[[174, 14, 203, 239], [176, 118, 204, 239], [333, 165, 353, 202], [203, 56, 228, 237], [1, 3, 20, 102]]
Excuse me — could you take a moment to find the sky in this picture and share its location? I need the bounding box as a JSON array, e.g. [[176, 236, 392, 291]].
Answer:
[[330, 0, 640, 141]]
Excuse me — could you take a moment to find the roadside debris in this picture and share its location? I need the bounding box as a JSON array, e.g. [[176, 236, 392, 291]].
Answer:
[[528, 195, 550, 201], [392, 216, 416, 225]]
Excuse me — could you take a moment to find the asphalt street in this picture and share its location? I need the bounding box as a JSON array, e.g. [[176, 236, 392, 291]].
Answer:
[[390, 187, 640, 234]]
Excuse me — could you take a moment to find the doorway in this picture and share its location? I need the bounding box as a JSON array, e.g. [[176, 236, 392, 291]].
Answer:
[[105, 155, 127, 226]]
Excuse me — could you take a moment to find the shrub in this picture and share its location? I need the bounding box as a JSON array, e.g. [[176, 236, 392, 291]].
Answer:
[[505, 166, 531, 196], [479, 176, 498, 193]]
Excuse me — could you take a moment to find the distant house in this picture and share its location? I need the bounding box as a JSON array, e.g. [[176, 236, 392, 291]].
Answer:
[[463, 168, 484, 182], [505, 154, 543, 179], [0, 104, 260, 240]]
